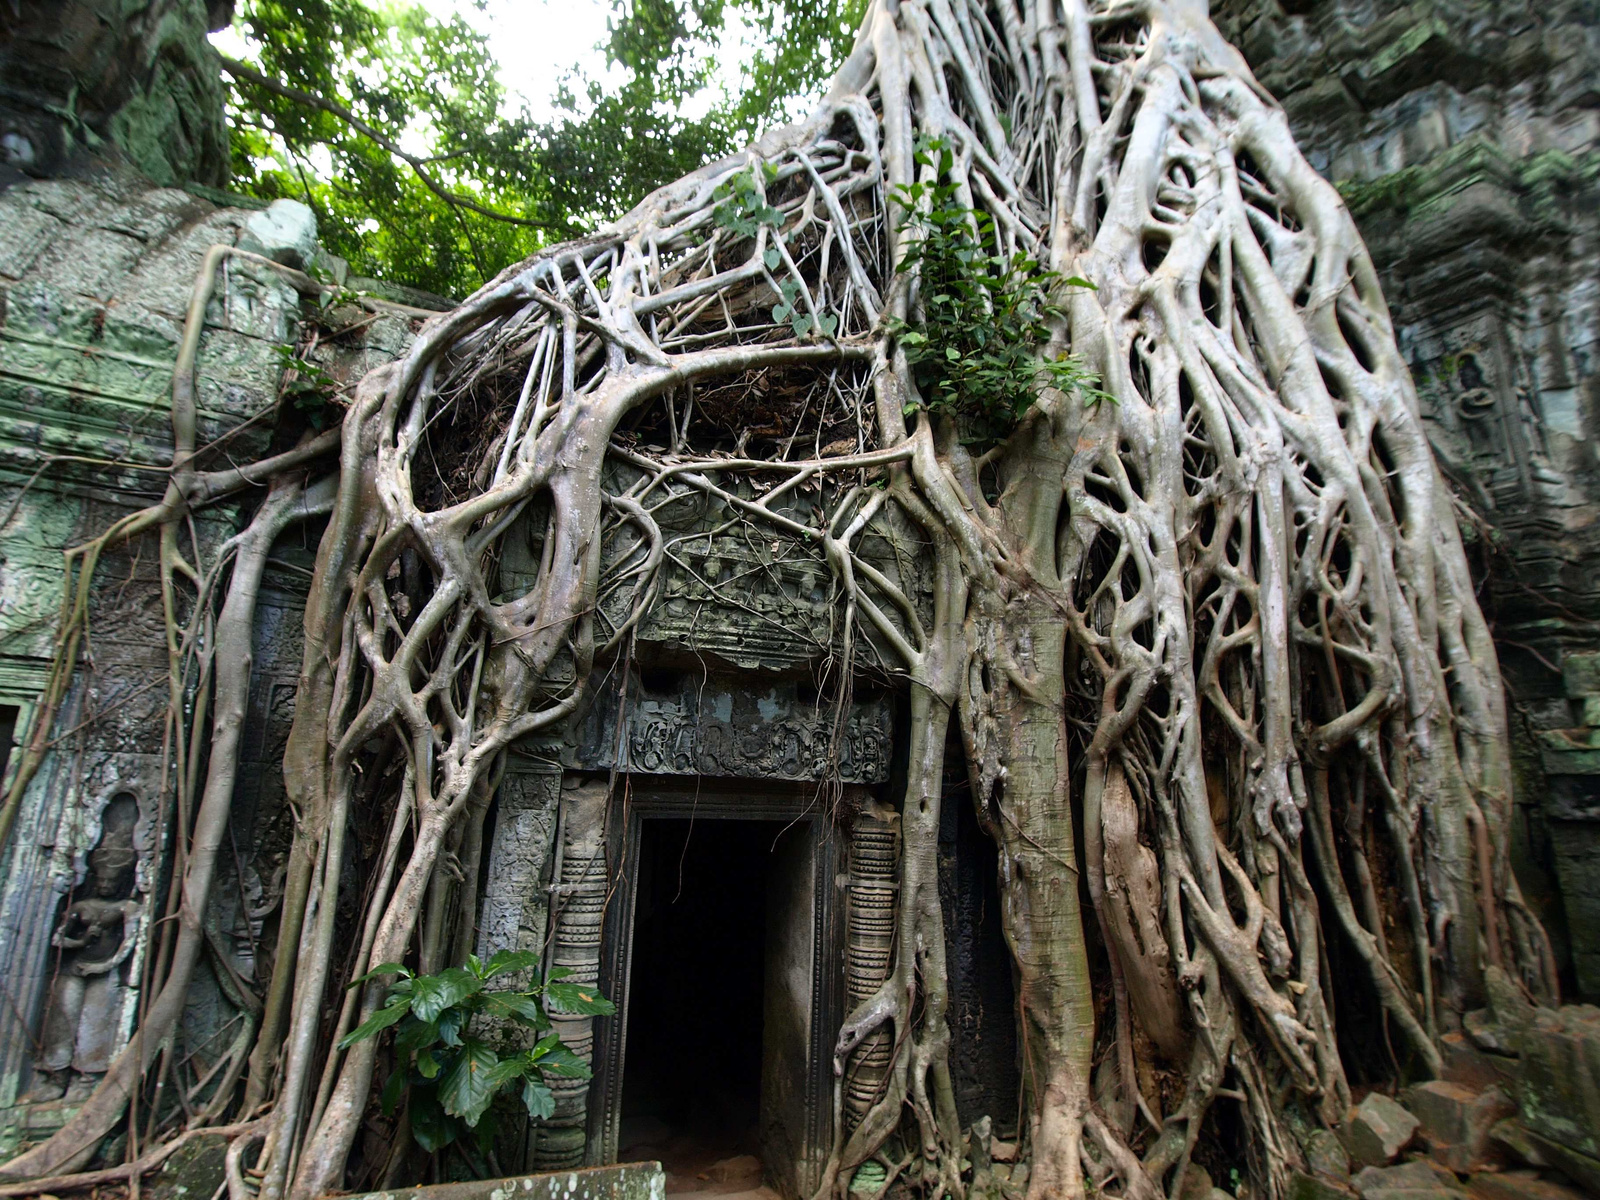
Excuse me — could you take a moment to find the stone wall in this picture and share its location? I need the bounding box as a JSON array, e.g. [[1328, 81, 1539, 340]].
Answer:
[[1213, 0, 1600, 1000], [0, 1, 234, 189], [0, 171, 424, 1151]]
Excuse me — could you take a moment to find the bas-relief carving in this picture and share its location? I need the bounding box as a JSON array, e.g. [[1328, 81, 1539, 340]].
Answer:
[[574, 680, 892, 784], [498, 464, 933, 675], [0, 754, 160, 1129], [28, 792, 144, 1101], [0, 174, 424, 1131], [474, 767, 561, 969]]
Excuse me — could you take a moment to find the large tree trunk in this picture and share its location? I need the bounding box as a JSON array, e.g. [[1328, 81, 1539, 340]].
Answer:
[[3, 0, 1556, 1195]]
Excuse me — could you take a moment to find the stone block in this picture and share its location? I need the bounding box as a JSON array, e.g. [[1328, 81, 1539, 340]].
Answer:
[[1465, 1172, 1588, 1200], [0, 201, 64, 280], [147, 1131, 227, 1200], [1563, 652, 1600, 697], [1464, 1010, 1517, 1055], [1306, 1127, 1353, 1181], [1519, 1133, 1600, 1196], [1402, 1081, 1516, 1171], [1507, 1005, 1600, 1162], [1488, 1120, 1549, 1170], [1352, 1159, 1463, 1200], [1440, 1032, 1516, 1092], [340, 1163, 666, 1200], [238, 199, 319, 270], [1345, 1093, 1421, 1166], [1289, 1172, 1354, 1200]]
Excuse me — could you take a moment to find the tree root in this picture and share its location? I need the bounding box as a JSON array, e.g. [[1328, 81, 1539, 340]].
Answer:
[[0, 1, 1552, 1198]]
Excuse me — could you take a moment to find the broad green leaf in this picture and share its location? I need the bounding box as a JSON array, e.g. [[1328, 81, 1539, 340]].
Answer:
[[417, 1047, 441, 1079], [337, 999, 410, 1050], [396, 1017, 441, 1055], [349, 962, 412, 987], [528, 1036, 593, 1080], [482, 991, 545, 1024], [544, 980, 616, 1016], [522, 1076, 555, 1120], [482, 949, 540, 980], [763, 249, 781, 269], [439, 1039, 502, 1127], [436, 1008, 466, 1047], [485, 1057, 530, 1087], [410, 967, 482, 1024], [409, 1089, 458, 1153]]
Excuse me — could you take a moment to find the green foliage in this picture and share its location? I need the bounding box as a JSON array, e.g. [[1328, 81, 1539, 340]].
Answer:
[[341, 950, 613, 1156], [713, 165, 784, 237], [222, 0, 864, 297], [885, 139, 1107, 446], [228, 0, 550, 298], [274, 346, 341, 430], [537, 0, 865, 230]]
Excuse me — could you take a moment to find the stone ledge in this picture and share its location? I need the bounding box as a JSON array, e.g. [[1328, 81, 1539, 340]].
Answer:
[[338, 1162, 666, 1200]]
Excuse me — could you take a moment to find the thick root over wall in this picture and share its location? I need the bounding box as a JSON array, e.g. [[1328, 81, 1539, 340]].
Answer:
[[1, 1, 1560, 1199]]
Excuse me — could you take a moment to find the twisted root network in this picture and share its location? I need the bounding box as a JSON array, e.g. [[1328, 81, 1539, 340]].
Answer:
[[3, 1, 1558, 1199]]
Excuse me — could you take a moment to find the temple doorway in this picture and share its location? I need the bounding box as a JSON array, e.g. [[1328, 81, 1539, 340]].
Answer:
[[591, 785, 841, 1200], [619, 819, 770, 1185]]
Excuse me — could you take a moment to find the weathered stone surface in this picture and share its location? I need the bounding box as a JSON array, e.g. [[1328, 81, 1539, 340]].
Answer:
[[146, 1131, 228, 1200], [1487, 1120, 1548, 1170], [238, 200, 319, 269], [1441, 1031, 1517, 1092], [1517, 1133, 1600, 1197], [1352, 1159, 1464, 1200], [1403, 1081, 1516, 1171], [1465, 1172, 1588, 1200], [0, 171, 425, 1149], [1505, 1005, 1600, 1164], [1465, 1011, 1516, 1056], [1345, 1093, 1421, 1167], [1307, 1127, 1354, 1182], [0, 1, 231, 188], [1291, 1172, 1356, 1200], [341, 1162, 667, 1200]]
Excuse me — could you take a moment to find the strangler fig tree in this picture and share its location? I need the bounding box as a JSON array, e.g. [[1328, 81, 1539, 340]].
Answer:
[[2, 1, 1557, 1199]]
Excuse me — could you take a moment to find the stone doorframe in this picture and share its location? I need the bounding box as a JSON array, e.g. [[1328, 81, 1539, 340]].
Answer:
[[585, 777, 847, 1185]]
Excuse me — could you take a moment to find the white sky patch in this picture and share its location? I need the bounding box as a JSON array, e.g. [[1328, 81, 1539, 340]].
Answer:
[[214, 0, 767, 127], [411, 0, 623, 122]]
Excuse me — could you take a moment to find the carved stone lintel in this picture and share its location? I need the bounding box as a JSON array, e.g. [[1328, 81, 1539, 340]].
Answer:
[[574, 677, 892, 784]]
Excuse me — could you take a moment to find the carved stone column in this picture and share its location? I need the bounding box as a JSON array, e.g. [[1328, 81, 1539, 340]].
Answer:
[[533, 778, 608, 1170], [843, 805, 899, 1127]]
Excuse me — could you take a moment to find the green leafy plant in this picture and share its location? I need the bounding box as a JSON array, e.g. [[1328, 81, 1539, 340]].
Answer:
[[275, 346, 343, 430], [713, 165, 784, 238], [340, 950, 613, 1156], [885, 138, 1109, 445]]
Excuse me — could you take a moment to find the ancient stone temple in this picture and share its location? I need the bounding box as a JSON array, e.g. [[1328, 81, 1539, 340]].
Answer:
[[3, 0, 1600, 1197], [0, 165, 1025, 1179]]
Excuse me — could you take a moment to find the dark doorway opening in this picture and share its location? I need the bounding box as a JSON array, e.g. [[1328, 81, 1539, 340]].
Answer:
[[620, 818, 775, 1191]]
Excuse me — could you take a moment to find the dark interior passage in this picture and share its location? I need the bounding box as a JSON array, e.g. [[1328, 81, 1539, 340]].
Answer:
[[621, 818, 772, 1170]]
